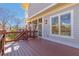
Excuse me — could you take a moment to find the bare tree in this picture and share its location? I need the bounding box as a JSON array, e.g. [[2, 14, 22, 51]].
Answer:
[[0, 8, 16, 30], [0, 8, 25, 32], [13, 17, 22, 30]]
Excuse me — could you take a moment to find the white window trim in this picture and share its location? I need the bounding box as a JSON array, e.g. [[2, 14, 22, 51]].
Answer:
[[50, 10, 74, 39]]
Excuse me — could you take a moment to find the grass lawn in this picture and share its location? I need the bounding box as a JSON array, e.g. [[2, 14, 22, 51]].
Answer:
[[6, 34, 16, 41]]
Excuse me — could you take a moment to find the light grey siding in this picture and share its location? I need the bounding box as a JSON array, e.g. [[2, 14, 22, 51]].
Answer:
[[28, 3, 52, 17], [42, 4, 79, 48]]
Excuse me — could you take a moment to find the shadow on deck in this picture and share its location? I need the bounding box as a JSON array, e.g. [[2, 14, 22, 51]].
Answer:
[[4, 38, 79, 56]]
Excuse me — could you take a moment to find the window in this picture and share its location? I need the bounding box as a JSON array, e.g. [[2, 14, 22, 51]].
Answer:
[[39, 18, 42, 23], [51, 11, 72, 37], [60, 13, 71, 36], [32, 20, 37, 30], [51, 16, 59, 34]]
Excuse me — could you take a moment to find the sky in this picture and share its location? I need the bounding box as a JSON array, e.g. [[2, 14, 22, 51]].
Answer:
[[52, 13, 71, 25], [61, 13, 71, 25], [0, 3, 27, 28]]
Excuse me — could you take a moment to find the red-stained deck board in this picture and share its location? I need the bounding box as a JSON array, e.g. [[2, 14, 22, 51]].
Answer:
[[4, 38, 79, 56]]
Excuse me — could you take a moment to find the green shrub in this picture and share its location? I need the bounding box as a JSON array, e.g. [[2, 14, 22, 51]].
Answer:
[[6, 34, 16, 41]]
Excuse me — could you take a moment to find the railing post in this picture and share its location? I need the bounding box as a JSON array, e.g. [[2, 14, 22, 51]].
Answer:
[[2, 30, 6, 55], [2, 34, 5, 55], [0, 30, 6, 56], [26, 30, 28, 40], [33, 31, 35, 38], [29, 30, 31, 38]]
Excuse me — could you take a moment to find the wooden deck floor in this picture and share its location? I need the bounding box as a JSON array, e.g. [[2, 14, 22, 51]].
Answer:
[[4, 38, 79, 56]]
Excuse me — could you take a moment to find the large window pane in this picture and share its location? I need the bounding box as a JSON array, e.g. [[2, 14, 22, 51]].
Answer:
[[60, 13, 71, 36], [51, 16, 59, 34]]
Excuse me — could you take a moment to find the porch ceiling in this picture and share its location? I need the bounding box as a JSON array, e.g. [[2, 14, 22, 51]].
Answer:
[[26, 3, 77, 23]]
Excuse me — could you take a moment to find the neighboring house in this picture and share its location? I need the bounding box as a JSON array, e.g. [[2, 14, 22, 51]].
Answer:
[[5, 25, 11, 32], [0, 21, 11, 31], [26, 3, 79, 48]]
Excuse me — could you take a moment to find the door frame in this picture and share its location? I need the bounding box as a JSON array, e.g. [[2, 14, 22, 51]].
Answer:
[[37, 17, 43, 37]]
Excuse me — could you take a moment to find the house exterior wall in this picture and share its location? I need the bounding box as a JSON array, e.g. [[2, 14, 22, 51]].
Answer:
[[42, 4, 79, 48], [27, 3, 79, 48], [28, 3, 52, 17]]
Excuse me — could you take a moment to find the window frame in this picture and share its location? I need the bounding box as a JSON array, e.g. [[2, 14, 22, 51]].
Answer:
[[50, 10, 73, 38], [50, 15, 59, 35]]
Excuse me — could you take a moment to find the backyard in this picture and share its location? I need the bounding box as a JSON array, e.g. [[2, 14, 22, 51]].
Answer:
[[6, 34, 16, 41]]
